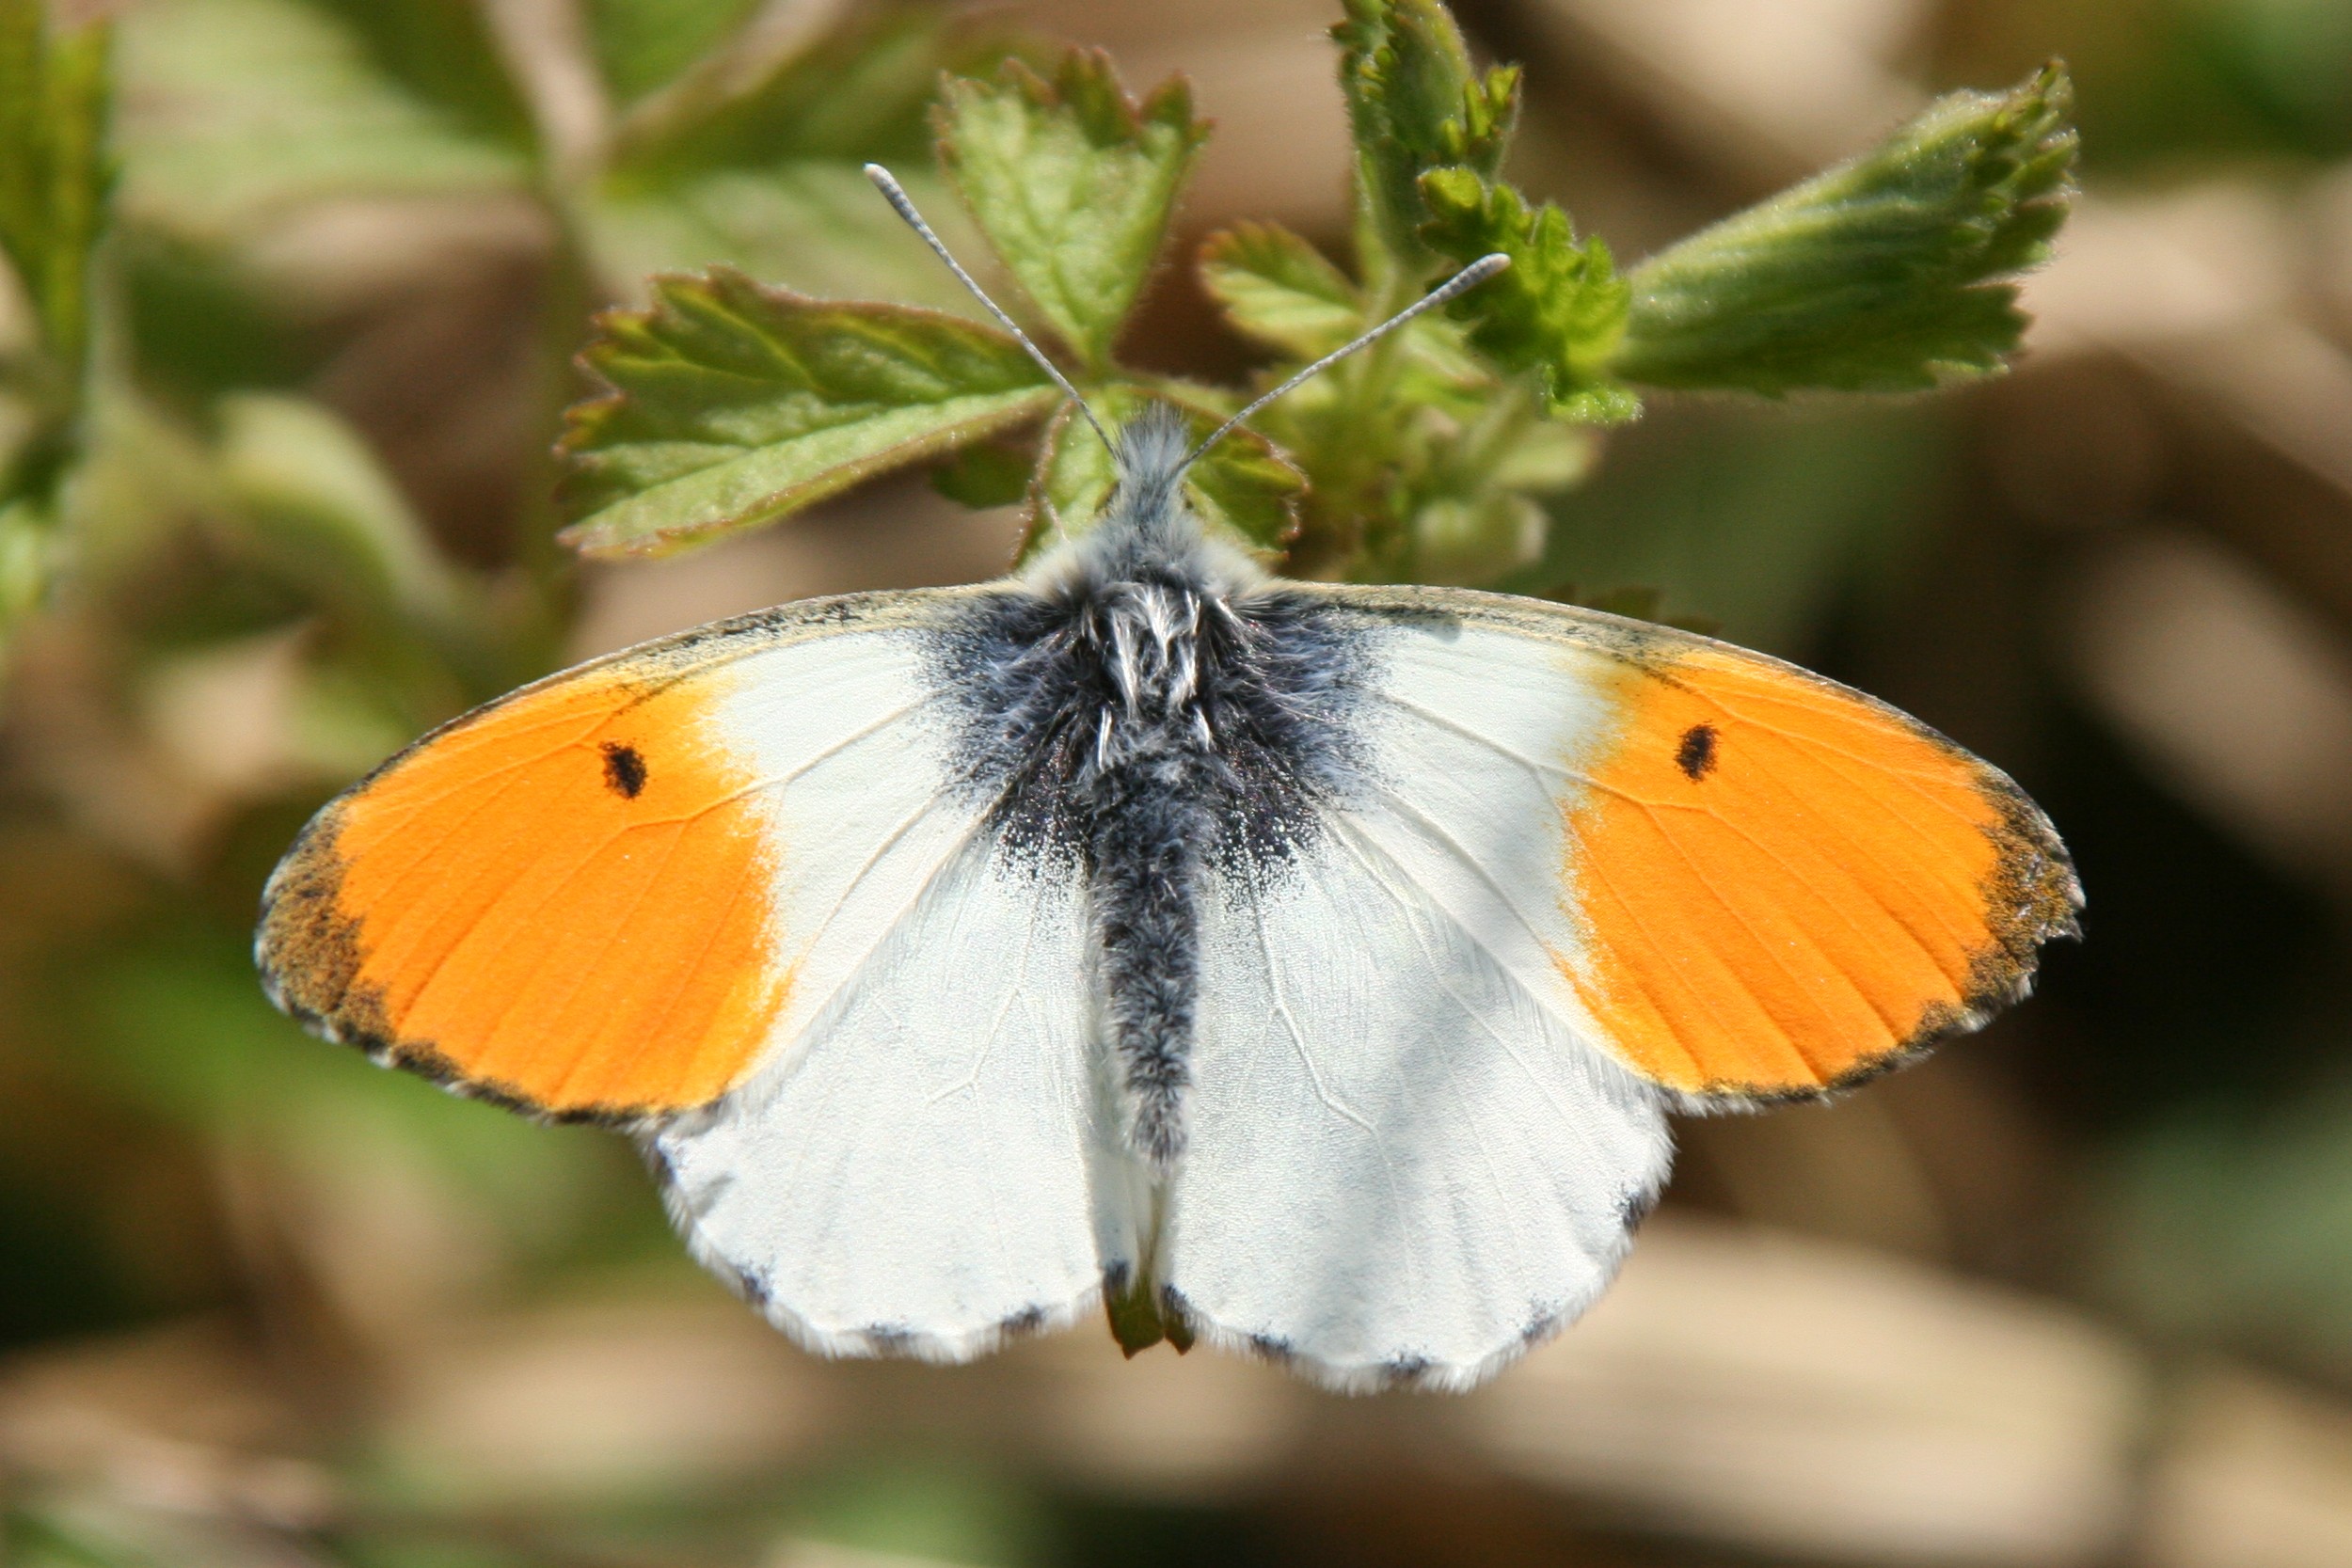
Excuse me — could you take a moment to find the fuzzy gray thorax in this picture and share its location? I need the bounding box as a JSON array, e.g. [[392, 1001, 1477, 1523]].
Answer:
[[945, 405, 1363, 1169], [1025, 408, 1269, 788]]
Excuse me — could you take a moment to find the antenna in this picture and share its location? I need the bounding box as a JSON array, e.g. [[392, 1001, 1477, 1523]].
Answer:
[[864, 163, 1116, 458], [1179, 253, 1511, 473]]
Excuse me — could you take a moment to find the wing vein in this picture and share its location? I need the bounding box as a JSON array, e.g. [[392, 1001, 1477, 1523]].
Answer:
[[1325, 818, 1584, 1127]]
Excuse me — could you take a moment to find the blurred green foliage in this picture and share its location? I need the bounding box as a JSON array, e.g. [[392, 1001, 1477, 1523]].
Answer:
[[0, 0, 106, 642]]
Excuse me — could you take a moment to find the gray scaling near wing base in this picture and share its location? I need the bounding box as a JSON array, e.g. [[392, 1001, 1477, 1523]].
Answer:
[[930, 406, 1374, 1166]]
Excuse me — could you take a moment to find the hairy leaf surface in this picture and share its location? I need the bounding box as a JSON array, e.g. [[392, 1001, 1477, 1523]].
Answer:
[[561, 268, 1057, 557], [935, 50, 1206, 371], [1333, 0, 1518, 273], [1200, 222, 1362, 357], [1615, 65, 2077, 395], [1419, 168, 1637, 423]]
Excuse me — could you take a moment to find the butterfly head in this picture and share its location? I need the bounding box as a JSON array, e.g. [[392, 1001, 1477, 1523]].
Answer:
[[866, 162, 1505, 540], [1069, 401, 1225, 586], [1110, 400, 1194, 493]]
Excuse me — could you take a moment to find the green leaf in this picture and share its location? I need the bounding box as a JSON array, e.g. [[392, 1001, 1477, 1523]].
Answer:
[[1418, 167, 1637, 423], [115, 0, 530, 242], [1021, 385, 1301, 567], [559, 267, 1059, 558], [1332, 0, 1519, 275], [1384, 387, 1585, 584], [0, 0, 110, 379], [1198, 220, 1491, 413], [588, 15, 1018, 311], [930, 437, 1035, 510], [583, 162, 990, 316], [1614, 63, 2078, 395], [1200, 221, 1363, 357], [610, 8, 986, 173], [935, 50, 1208, 372]]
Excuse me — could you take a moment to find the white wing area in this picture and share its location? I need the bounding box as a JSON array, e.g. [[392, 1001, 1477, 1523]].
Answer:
[[644, 597, 1119, 1362], [1347, 609, 1631, 1021], [652, 832, 1115, 1361], [706, 615, 990, 1055], [1161, 611, 1675, 1391], [1165, 833, 1673, 1391]]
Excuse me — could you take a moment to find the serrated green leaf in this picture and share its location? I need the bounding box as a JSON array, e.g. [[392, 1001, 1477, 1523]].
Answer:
[[1418, 167, 1637, 423], [1200, 221, 1363, 357], [1021, 386, 1302, 567], [935, 50, 1207, 372], [1333, 0, 1519, 274], [0, 0, 109, 381], [1198, 220, 1490, 410], [589, 15, 1021, 309], [115, 0, 530, 242], [1615, 63, 2078, 395], [559, 267, 1058, 558]]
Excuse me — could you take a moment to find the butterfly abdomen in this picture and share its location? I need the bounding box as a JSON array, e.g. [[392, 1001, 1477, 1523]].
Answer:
[[933, 476, 1372, 1167]]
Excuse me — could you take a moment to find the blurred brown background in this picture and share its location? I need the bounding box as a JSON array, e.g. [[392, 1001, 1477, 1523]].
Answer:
[[9, 0, 2352, 1563]]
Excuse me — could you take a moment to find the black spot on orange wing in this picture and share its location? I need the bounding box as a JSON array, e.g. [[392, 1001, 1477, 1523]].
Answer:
[[1675, 722, 1719, 782], [601, 741, 648, 799]]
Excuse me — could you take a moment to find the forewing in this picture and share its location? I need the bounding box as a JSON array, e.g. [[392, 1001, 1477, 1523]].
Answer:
[[259, 592, 990, 1120], [1311, 584, 2081, 1103]]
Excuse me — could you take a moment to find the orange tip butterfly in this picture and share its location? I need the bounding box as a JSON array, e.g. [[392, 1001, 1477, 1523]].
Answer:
[[257, 165, 2079, 1392]]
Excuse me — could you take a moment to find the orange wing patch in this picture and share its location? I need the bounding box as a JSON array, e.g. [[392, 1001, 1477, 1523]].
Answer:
[[259, 667, 787, 1119], [1564, 644, 2077, 1100]]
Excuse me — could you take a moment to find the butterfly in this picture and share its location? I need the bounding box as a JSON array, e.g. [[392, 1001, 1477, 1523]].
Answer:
[[256, 166, 2080, 1393]]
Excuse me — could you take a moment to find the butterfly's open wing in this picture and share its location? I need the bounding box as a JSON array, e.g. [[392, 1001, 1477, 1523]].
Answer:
[[648, 821, 1121, 1360], [259, 590, 1121, 1359], [1317, 584, 2079, 1101], [1166, 829, 1677, 1392], [1159, 584, 2077, 1390]]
